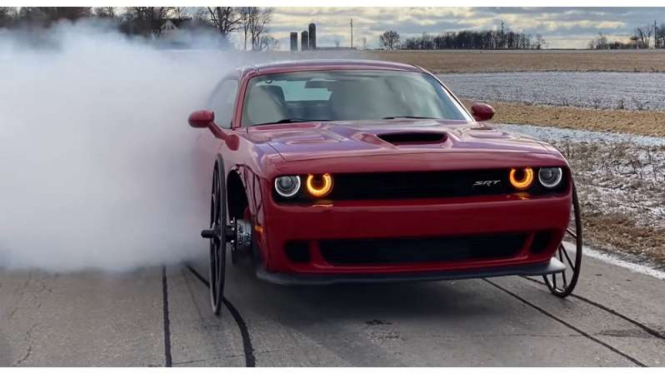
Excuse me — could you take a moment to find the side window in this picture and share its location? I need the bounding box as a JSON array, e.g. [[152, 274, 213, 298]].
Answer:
[[209, 79, 239, 128]]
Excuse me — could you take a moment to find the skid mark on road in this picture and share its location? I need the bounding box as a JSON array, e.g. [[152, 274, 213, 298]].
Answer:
[[521, 276, 665, 341], [186, 265, 256, 367], [161, 266, 172, 367], [484, 278, 647, 367]]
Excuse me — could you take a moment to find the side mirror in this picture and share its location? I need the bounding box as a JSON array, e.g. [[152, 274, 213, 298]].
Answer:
[[471, 103, 495, 122], [188, 110, 234, 145], [188, 110, 215, 128]]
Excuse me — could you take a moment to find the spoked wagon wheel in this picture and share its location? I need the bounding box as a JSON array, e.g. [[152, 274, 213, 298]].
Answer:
[[543, 181, 583, 298], [201, 160, 229, 315]]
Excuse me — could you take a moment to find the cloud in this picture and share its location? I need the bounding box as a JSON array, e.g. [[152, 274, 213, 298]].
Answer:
[[269, 7, 665, 49]]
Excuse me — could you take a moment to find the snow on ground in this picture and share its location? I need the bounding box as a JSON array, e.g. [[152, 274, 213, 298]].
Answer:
[[494, 123, 665, 232], [496, 123, 665, 147], [440, 72, 665, 111]]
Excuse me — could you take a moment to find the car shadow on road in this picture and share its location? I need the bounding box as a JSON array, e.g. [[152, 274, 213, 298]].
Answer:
[[186, 255, 514, 323]]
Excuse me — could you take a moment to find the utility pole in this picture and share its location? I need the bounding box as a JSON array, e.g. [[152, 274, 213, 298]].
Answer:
[[655, 20, 658, 49], [500, 20, 505, 49], [350, 18, 353, 48]]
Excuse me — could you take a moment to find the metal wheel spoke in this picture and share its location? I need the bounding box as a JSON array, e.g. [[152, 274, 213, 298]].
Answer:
[[552, 272, 557, 290], [566, 228, 577, 239], [562, 246, 576, 270], [542, 182, 583, 298]]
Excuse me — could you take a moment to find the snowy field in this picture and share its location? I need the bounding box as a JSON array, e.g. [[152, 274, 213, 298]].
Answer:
[[440, 72, 665, 111], [497, 123, 665, 147], [495, 123, 665, 263]]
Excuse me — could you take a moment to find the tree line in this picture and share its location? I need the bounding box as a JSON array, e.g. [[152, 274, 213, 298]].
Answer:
[[588, 22, 665, 49], [0, 7, 277, 50], [379, 23, 546, 50]]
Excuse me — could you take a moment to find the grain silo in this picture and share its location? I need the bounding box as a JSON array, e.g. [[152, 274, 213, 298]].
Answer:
[[301, 30, 309, 51], [290, 32, 298, 51], [308, 23, 316, 49]]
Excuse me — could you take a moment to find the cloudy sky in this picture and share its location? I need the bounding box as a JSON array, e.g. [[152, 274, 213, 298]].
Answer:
[[258, 7, 665, 49]]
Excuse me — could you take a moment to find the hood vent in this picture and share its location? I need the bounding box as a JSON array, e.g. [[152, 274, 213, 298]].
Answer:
[[377, 132, 446, 145]]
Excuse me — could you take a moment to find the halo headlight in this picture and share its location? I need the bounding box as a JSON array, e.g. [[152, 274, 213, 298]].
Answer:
[[509, 167, 534, 190], [306, 173, 333, 198], [274, 176, 301, 198], [538, 167, 563, 189]]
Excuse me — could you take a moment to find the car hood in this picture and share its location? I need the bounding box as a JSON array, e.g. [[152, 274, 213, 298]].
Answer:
[[245, 119, 552, 162]]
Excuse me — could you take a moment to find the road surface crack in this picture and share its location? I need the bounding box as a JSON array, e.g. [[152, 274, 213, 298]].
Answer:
[[13, 323, 38, 366]]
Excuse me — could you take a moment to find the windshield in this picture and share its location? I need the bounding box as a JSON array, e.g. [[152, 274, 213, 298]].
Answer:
[[241, 70, 471, 126]]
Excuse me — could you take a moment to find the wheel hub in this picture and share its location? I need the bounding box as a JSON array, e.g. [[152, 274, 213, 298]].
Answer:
[[231, 218, 253, 255]]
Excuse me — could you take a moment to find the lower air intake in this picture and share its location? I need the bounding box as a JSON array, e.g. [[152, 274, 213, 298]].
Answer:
[[320, 233, 526, 265]]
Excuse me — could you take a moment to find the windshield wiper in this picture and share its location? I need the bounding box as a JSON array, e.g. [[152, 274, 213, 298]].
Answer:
[[382, 116, 438, 120]]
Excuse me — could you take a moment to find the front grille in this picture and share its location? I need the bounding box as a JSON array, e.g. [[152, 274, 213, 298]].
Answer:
[[330, 169, 513, 200], [320, 233, 526, 265], [273, 168, 567, 203]]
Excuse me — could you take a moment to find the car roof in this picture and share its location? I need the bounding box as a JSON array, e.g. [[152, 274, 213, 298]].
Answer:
[[240, 59, 422, 76]]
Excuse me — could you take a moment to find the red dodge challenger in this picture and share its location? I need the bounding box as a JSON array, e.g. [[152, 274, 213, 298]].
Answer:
[[189, 59, 583, 315]]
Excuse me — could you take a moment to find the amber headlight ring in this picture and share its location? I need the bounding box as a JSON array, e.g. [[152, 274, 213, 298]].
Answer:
[[509, 167, 535, 190], [306, 173, 334, 198]]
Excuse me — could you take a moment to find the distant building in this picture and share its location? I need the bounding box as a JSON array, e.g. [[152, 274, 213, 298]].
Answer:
[[158, 19, 214, 41], [155, 18, 220, 49]]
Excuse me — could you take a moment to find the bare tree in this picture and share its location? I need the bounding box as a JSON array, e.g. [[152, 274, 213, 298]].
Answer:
[[93, 7, 116, 18], [588, 32, 609, 49], [238, 7, 256, 51], [634, 24, 654, 48], [656, 23, 665, 48], [259, 35, 279, 51], [17, 7, 92, 26], [252, 8, 273, 51], [0, 7, 17, 28], [123, 7, 174, 37], [172, 7, 187, 19], [206, 7, 240, 38], [238, 7, 273, 51], [379, 30, 400, 50]]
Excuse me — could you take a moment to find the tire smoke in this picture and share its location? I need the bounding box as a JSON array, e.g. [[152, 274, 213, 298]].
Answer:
[[0, 22, 239, 271]]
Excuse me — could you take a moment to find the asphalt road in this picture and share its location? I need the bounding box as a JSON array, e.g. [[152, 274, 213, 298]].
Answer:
[[1, 252, 664, 367]]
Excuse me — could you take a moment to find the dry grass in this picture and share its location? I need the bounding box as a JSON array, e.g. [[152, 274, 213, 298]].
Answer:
[[366, 50, 665, 73], [520, 131, 665, 266], [461, 99, 665, 138], [461, 99, 665, 265], [583, 212, 665, 266]]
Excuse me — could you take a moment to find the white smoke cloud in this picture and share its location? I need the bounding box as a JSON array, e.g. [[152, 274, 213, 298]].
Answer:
[[0, 21, 242, 271]]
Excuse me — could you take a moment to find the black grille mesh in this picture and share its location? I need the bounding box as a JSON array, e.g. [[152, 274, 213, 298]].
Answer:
[[274, 168, 567, 202], [320, 233, 526, 265]]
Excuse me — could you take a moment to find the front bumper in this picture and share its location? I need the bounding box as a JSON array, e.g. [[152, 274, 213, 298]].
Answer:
[[256, 257, 566, 286], [257, 192, 572, 276]]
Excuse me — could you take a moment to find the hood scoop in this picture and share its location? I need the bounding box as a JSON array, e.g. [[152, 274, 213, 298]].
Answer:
[[377, 132, 447, 146]]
